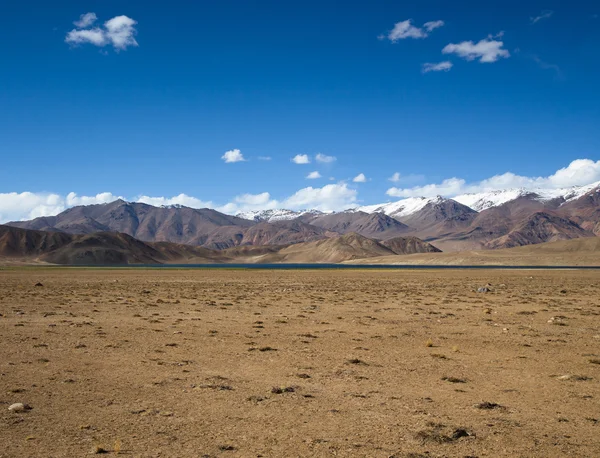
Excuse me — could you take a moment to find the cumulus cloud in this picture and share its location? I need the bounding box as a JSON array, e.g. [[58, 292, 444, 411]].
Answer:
[[315, 153, 336, 163], [103, 16, 138, 50], [283, 183, 357, 212], [74, 12, 97, 28], [382, 19, 444, 42], [221, 149, 246, 163], [422, 61, 453, 73], [389, 172, 401, 183], [531, 10, 553, 24], [218, 192, 279, 214], [306, 171, 322, 179], [353, 173, 367, 183], [0, 183, 359, 222], [66, 192, 122, 207], [291, 154, 310, 164], [423, 20, 445, 32], [443, 36, 510, 63], [386, 159, 600, 198], [136, 194, 213, 208], [0, 192, 123, 223], [65, 14, 138, 51]]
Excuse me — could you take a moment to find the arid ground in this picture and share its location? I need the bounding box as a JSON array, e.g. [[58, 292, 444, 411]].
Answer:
[[1, 268, 599, 457]]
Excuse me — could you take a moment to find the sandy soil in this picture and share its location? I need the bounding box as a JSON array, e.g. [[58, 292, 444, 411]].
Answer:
[[1, 268, 599, 457]]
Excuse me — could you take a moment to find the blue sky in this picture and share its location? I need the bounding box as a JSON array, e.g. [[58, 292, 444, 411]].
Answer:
[[1, 0, 599, 221]]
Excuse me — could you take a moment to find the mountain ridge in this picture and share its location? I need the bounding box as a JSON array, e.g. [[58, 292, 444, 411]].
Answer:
[[6, 182, 600, 251]]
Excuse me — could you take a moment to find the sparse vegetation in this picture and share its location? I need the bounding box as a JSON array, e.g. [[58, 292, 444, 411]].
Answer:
[[1, 268, 599, 457]]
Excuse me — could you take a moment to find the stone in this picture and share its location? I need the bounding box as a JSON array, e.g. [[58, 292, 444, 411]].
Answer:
[[8, 403, 31, 412]]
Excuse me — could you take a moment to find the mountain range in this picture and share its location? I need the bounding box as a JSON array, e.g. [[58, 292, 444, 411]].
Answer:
[[0, 225, 439, 265], [5, 182, 600, 252]]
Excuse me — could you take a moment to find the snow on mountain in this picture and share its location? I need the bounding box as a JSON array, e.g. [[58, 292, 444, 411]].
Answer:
[[236, 182, 600, 223], [453, 189, 531, 212], [236, 208, 324, 222], [454, 182, 600, 212], [357, 196, 445, 218]]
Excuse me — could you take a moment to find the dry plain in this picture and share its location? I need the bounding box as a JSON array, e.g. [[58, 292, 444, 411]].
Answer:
[[1, 268, 599, 458]]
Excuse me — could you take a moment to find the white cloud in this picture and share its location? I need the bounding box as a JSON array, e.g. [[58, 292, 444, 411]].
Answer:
[[386, 159, 600, 198], [66, 192, 122, 207], [258, 156, 272, 161], [217, 192, 278, 214], [353, 173, 367, 183], [422, 61, 453, 73], [74, 12, 97, 28], [387, 178, 466, 198], [387, 20, 426, 40], [423, 20, 445, 32], [235, 192, 272, 206], [135, 194, 213, 208], [531, 10, 553, 24], [104, 16, 138, 50], [389, 172, 401, 183], [221, 149, 246, 163], [315, 153, 336, 163], [291, 154, 310, 164], [65, 14, 138, 51], [306, 171, 322, 179], [283, 183, 357, 212], [0, 192, 123, 223], [65, 28, 107, 47], [442, 36, 510, 63], [383, 19, 444, 42], [0, 184, 356, 223]]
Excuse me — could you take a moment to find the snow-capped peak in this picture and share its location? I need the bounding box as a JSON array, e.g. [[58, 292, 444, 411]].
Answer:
[[236, 208, 324, 222], [235, 182, 600, 223], [454, 182, 600, 212], [356, 196, 445, 218]]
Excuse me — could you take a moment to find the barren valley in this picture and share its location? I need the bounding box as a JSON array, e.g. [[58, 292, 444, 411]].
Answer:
[[1, 268, 599, 457]]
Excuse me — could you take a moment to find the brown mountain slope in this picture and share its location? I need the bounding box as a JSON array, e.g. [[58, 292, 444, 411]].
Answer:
[[0, 225, 73, 257], [425, 196, 592, 252], [381, 236, 442, 254], [7, 200, 255, 246], [484, 211, 594, 249], [559, 186, 600, 235], [308, 211, 411, 239], [1, 226, 438, 265], [261, 232, 396, 263], [399, 199, 477, 234], [0, 225, 230, 265], [348, 236, 600, 266], [253, 233, 441, 263]]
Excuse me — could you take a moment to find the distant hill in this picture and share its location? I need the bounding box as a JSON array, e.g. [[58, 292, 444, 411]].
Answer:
[[348, 237, 600, 266], [6, 182, 600, 252], [0, 226, 440, 265]]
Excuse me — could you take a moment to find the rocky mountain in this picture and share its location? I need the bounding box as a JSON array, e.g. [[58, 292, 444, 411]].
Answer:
[[236, 208, 323, 222], [358, 196, 443, 220], [239, 232, 441, 264], [399, 199, 478, 234], [6, 181, 600, 252], [348, 236, 600, 267], [484, 211, 594, 249], [559, 186, 600, 235], [307, 211, 411, 239], [7, 200, 254, 245], [381, 236, 442, 254], [453, 182, 599, 211], [0, 225, 440, 265], [0, 225, 226, 265]]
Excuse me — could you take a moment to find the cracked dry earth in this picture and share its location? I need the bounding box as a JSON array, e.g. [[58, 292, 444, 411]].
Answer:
[[1, 268, 599, 457]]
